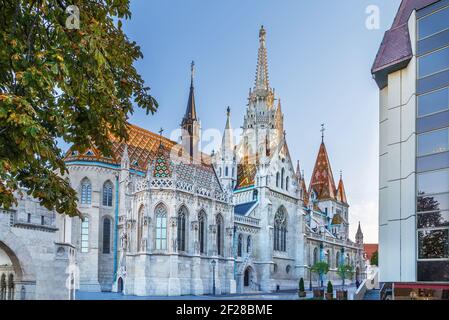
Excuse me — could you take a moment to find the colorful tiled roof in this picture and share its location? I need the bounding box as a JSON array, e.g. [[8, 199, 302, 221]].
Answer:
[[336, 176, 348, 205], [235, 160, 257, 190], [331, 213, 343, 225], [64, 123, 213, 173], [309, 142, 337, 201]]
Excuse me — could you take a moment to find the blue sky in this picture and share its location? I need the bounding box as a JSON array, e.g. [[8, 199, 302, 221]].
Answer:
[[116, 0, 402, 243]]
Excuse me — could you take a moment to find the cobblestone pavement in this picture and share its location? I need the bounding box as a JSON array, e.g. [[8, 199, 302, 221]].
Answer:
[[76, 286, 358, 300]]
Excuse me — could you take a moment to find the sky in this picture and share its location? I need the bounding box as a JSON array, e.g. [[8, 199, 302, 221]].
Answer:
[[112, 0, 403, 243]]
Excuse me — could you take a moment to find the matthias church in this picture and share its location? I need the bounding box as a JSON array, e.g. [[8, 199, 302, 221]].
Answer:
[[0, 27, 365, 299]]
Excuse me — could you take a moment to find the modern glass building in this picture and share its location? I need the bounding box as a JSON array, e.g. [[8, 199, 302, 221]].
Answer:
[[372, 0, 449, 297]]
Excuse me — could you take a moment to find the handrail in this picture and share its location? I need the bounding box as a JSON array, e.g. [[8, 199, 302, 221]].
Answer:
[[353, 279, 368, 300]]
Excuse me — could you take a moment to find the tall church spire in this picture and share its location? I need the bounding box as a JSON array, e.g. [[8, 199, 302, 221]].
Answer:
[[183, 61, 197, 121], [254, 25, 269, 91], [181, 61, 200, 159]]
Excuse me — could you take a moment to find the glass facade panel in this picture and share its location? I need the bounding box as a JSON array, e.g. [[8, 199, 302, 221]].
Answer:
[[418, 192, 449, 212], [418, 211, 449, 228], [418, 28, 449, 55], [418, 261, 449, 282], [418, 87, 449, 117], [418, 6, 449, 39], [417, 151, 449, 172], [417, 169, 449, 195], [418, 128, 449, 156], [418, 229, 449, 259], [417, 110, 449, 133], [417, 3, 449, 284], [418, 46, 449, 78]]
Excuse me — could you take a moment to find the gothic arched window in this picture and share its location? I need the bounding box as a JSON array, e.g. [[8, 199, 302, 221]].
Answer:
[[216, 214, 224, 256], [102, 217, 111, 254], [274, 207, 287, 252], [225, 166, 229, 176], [237, 234, 243, 257], [80, 178, 92, 204], [281, 168, 285, 189], [155, 204, 167, 250], [102, 181, 113, 207], [327, 250, 331, 266], [247, 235, 251, 253], [276, 172, 280, 187], [177, 206, 188, 252], [198, 211, 207, 254], [137, 206, 145, 251], [286, 176, 289, 191], [81, 217, 89, 253], [313, 247, 318, 265]]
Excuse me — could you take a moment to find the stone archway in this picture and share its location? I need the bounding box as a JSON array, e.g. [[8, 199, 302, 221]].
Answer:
[[0, 227, 37, 300], [117, 277, 124, 293]]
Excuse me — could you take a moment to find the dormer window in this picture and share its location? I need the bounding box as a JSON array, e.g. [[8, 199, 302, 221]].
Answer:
[[85, 150, 94, 156]]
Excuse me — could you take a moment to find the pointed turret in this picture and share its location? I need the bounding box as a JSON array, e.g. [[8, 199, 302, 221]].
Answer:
[[275, 99, 284, 137], [336, 171, 348, 205], [356, 222, 364, 244], [181, 61, 201, 159], [309, 136, 337, 201], [296, 160, 301, 180], [222, 106, 233, 152]]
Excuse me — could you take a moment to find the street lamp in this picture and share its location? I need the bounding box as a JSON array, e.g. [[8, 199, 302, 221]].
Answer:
[[309, 265, 312, 291], [211, 259, 217, 296]]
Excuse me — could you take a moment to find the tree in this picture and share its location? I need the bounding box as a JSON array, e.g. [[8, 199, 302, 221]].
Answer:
[[337, 264, 354, 288], [311, 261, 329, 288], [0, 1, 157, 217], [370, 250, 378, 266], [298, 277, 305, 292]]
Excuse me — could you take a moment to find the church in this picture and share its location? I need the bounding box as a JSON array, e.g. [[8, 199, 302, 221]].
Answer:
[[0, 26, 365, 298]]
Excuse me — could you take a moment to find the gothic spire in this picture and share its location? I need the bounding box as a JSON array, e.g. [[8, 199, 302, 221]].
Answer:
[[254, 25, 269, 91], [222, 106, 233, 153], [336, 170, 348, 204], [183, 61, 197, 122], [296, 160, 301, 180]]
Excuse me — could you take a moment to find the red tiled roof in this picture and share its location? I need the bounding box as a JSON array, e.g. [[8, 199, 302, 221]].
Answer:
[[64, 123, 213, 172], [364, 244, 379, 260], [309, 142, 337, 201]]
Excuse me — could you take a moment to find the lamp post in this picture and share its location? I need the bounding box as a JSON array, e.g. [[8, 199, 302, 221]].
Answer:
[[309, 265, 312, 291], [211, 259, 217, 296]]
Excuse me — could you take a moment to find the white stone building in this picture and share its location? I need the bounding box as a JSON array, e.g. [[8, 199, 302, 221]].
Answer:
[[0, 194, 76, 300], [212, 26, 365, 292], [1, 26, 366, 299]]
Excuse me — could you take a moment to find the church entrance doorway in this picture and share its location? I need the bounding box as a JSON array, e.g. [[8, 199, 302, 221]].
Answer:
[[117, 277, 123, 293], [244, 267, 252, 287]]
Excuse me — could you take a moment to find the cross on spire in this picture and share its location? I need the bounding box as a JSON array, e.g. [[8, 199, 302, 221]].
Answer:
[[158, 127, 164, 147], [190, 60, 195, 86], [321, 123, 325, 142]]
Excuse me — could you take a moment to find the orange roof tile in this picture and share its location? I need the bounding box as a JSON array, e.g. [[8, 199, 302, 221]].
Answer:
[[336, 176, 348, 205], [364, 244, 378, 260], [309, 142, 337, 201], [64, 123, 213, 173]]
